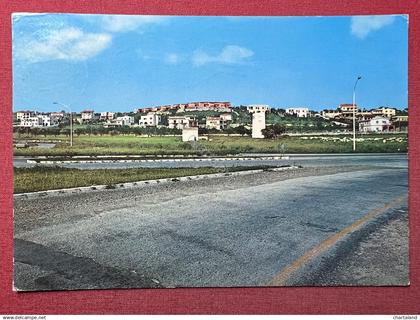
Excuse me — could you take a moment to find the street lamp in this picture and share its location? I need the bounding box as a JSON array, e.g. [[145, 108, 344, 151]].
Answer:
[[53, 102, 73, 147], [352, 76, 362, 151]]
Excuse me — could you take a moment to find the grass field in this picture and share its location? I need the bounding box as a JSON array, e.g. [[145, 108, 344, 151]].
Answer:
[[13, 133, 408, 156], [14, 166, 277, 193]]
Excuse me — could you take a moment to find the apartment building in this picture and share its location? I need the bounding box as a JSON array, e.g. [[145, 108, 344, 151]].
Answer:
[[136, 101, 232, 114]]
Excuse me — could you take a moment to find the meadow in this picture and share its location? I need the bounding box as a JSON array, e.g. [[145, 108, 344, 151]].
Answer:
[[14, 165, 277, 193], [13, 133, 408, 156]]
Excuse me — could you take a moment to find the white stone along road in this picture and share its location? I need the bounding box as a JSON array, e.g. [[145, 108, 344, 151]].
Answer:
[[13, 156, 408, 290]]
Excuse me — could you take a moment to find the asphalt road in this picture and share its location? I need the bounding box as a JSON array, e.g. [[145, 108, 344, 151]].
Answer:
[[13, 153, 407, 169], [14, 162, 408, 290]]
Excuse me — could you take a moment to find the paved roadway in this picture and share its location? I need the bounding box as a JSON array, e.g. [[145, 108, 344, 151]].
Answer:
[[13, 153, 407, 169], [13, 156, 408, 290]]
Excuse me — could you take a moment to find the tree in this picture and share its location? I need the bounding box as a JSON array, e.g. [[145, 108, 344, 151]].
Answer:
[[261, 124, 286, 139], [236, 125, 250, 136]]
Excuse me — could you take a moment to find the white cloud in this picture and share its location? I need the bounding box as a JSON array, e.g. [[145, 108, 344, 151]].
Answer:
[[164, 53, 180, 65], [100, 15, 168, 33], [192, 45, 254, 66], [15, 27, 112, 63], [351, 15, 396, 39]]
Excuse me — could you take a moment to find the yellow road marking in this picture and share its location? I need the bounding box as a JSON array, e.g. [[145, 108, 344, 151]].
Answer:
[[267, 195, 407, 286]]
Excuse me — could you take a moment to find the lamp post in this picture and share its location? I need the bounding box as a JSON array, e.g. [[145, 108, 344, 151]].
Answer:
[[352, 76, 362, 151], [53, 102, 73, 147]]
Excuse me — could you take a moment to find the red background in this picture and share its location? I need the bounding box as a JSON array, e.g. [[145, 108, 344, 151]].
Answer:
[[1, 0, 419, 315]]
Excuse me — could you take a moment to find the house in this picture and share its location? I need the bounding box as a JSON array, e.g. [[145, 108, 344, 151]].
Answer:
[[206, 116, 221, 130], [139, 113, 161, 127], [81, 110, 96, 122], [220, 113, 232, 129], [50, 112, 65, 125], [285, 107, 309, 118], [168, 116, 195, 129], [393, 115, 408, 122], [359, 116, 392, 132], [115, 116, 135, 126], [135, 101, 232, 114], [100, 112, 115, 121], [375, 107, 396, 119], [321, 110, 341, 119], [247, 105, 270, 113]]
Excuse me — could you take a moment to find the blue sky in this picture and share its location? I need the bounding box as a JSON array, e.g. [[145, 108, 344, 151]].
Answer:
[[12, 14, 408, 112]]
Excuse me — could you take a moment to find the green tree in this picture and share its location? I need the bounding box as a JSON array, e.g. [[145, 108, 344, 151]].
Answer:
[[261, 124, 286, 139]]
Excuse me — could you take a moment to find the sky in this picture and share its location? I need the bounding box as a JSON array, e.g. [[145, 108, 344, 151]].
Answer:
[[12, 14, 408, 112]]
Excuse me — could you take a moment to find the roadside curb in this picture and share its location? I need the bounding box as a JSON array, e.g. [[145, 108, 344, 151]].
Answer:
[[26, 156, 290, 164], [14, 165, 300, 199]]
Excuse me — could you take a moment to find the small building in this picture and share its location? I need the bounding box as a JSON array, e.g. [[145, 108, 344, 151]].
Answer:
[[206, 116, 221, 130], [285, 107, 309, 118], [182, 127, 199, 142], [359, 116, 392, 132], [139, 113, 161, 127]]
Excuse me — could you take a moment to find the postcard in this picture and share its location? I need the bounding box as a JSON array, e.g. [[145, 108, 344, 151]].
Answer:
[[12, 13, 408, 291]]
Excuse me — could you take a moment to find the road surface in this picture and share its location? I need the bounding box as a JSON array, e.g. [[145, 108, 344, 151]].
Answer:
[[13, 153, 407, 169], [14, 161, 408, 290]]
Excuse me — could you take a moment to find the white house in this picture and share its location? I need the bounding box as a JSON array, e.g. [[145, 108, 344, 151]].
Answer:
[[206, 116, 221, 130], [168, 116, 194, 129], [100, 112, 115, 121], [375, 107, 396, 119], [115, 116, 135, 126], [139, 113, 161, 127], [81, 110, 95, 121], [359, 116, 392, 132], [247, 105, 270, 113], [321, 110, 341, 119], [285, 107, 309, 118]]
